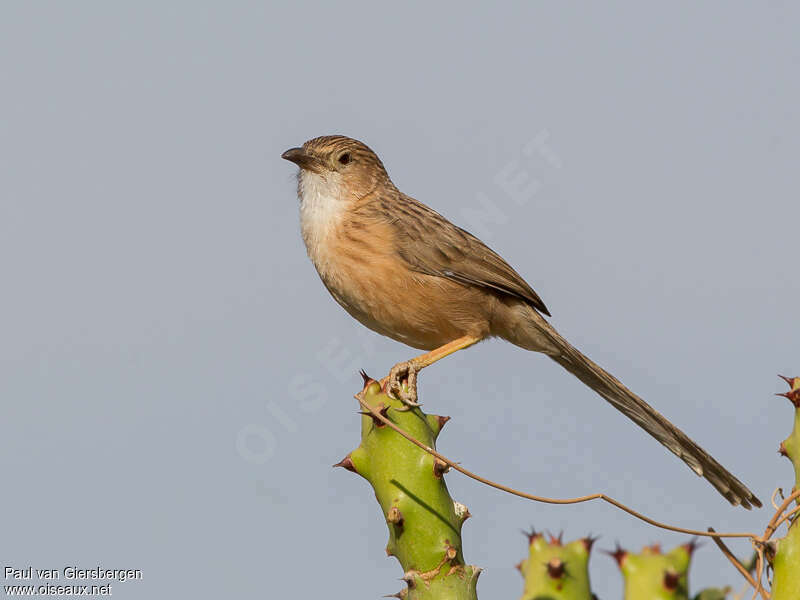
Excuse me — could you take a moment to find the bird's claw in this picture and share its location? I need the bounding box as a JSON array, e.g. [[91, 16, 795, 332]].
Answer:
[[384, 360, 420, 409]]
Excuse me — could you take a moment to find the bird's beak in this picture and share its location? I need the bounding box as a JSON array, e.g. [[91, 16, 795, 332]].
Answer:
[[281, 147, 324, 173]]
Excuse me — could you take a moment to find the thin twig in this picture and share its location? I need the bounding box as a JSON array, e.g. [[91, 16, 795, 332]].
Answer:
[[355, 393, 755, 540], [770, 487, 783, 511], [763, 489, 800, 541], [751, 549, 765, 600], [707, 527, 763, 597], [771, 504, 800, 533]]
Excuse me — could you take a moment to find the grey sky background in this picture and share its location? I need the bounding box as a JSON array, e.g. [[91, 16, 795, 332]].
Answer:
[[2, 3, 799, 598]]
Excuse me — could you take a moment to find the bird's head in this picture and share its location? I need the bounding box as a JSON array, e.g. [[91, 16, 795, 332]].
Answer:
[[282, 135, 393, 203]]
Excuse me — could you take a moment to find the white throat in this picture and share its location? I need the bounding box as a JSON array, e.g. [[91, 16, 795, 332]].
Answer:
[[297, 169, 348, 274]]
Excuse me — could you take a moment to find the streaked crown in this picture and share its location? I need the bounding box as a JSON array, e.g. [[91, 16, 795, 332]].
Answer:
[[303, 135, 389, 176]]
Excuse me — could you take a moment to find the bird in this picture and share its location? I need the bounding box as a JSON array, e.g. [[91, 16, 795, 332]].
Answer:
[[281, 134, 761, 509]]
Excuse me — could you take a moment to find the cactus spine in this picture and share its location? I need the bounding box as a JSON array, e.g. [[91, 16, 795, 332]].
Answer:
[[517, 531, 594, 600], [770, 375, 800, 599], [336, 376, 480, 599]]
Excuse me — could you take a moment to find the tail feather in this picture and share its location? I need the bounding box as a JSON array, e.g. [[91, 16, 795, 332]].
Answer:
[[533, 315, 761, 509]]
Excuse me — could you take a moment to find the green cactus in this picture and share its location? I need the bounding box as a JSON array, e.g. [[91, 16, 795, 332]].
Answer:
[[517, 530, 594, 600], [691, 588, 730, 600], [770, 375, 800, 599], [336, 375, 480, 600], [609, 542, 696, 600]]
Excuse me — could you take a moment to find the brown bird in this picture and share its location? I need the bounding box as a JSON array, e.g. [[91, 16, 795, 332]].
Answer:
[[281, 134, 761, 509]]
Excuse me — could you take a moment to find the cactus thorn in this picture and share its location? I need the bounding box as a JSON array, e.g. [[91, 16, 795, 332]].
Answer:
[[437, 415, 451, 429], [547, 530, 564, 546], [582, 534, 599, 552], [778, 374, 796, 387], [605, 544, 628, 566], [382, 593, 404, 599], [684, 537, 701, 556], [332, 454, 357, 473], [400, 572, 417, 589], [386, 506, 404, 528], [359, 369, 373, 388], [454, 500, 471, 522], [515, 561, 523, 573], [779, 441, 789, 457], [546, 558, 566, 579], [358, 403, 392, 427], [663, 568, 680, 591], [646, 543, 662, 554], [433, 458, 450, 478], [788, 388, 800, 406], [523, 528, 542, 544], [444, 543, 458, 562], [776, 389, 800, 407]]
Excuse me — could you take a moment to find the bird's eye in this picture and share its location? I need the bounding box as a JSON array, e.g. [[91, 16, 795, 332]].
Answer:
[[338, 153, 351, 165]]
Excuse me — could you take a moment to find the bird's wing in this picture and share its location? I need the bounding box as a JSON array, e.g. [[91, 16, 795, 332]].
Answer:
[[377, 193, 551, 316]]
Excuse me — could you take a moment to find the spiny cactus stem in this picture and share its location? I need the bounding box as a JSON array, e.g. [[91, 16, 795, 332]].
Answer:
[[519, 533, 593, 599], [348, 377, 480, 599], [609, 542, 693, 600]]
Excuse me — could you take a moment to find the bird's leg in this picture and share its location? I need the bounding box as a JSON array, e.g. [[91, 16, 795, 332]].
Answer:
[[381, 335, 482, 408]]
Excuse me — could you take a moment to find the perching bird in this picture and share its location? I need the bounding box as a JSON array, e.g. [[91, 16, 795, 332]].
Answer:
[[281, 135, 761, 509]]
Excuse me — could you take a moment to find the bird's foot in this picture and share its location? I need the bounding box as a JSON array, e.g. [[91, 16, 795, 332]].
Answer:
[[383, 360, 420, 410]]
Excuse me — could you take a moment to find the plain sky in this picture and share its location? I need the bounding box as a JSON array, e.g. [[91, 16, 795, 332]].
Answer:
[[2, 2, 799, 598]]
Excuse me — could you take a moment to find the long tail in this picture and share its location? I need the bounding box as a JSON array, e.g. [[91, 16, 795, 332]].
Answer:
[[526, 311, 761, 509]]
